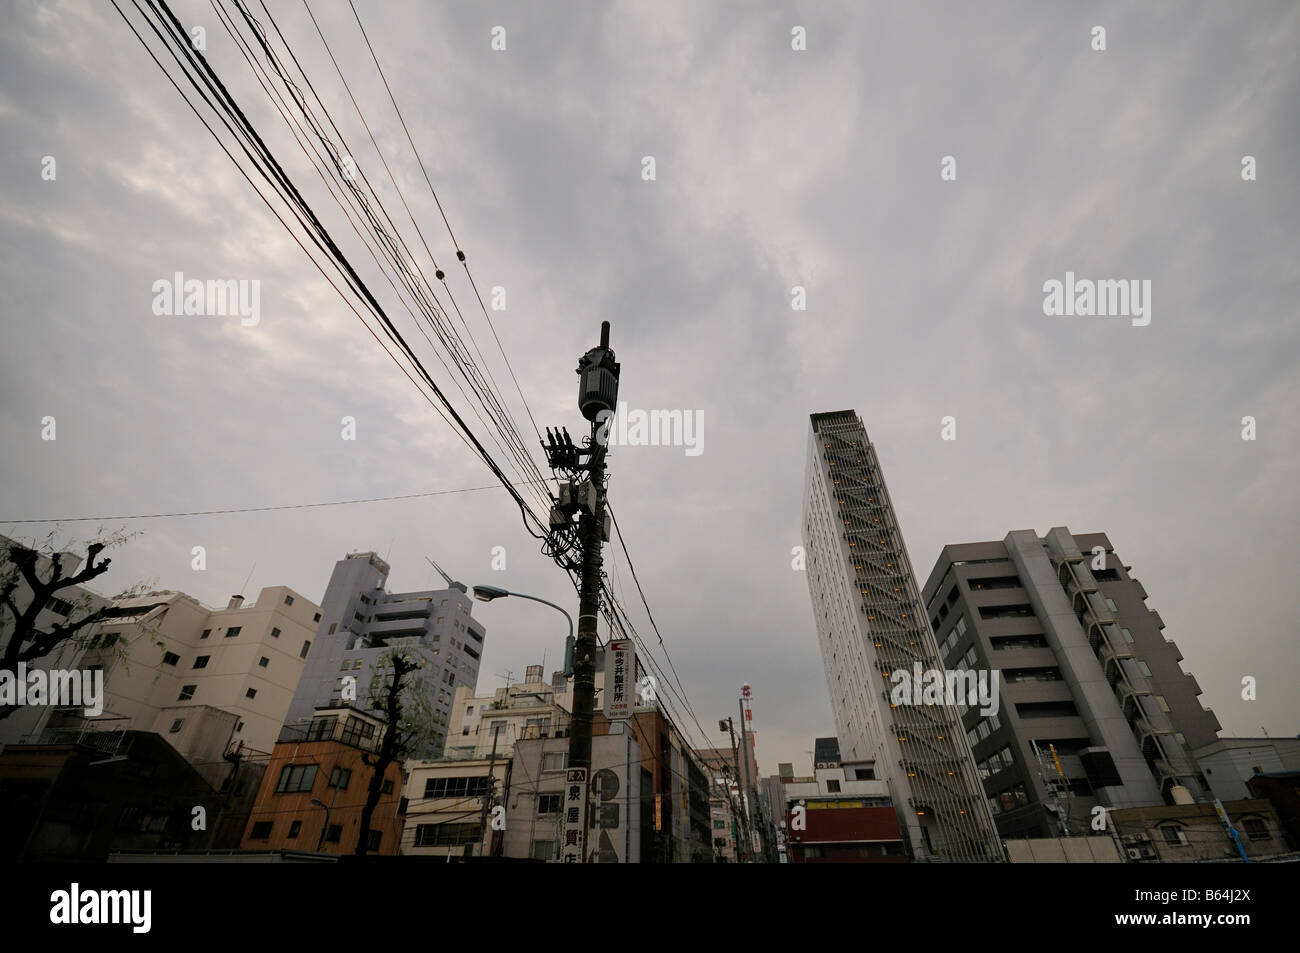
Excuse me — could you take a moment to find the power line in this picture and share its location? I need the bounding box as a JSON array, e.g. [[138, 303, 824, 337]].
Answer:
[[113, 0, 553, 546], [0, 483, 520, 524]]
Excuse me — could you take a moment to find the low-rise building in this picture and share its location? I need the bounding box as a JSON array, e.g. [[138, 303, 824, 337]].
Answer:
[[1192, 736, 1300, 802], [240, 706, 403, 856], [1109, 798, 1289, 862], [400, 754, 508, 857], [0, 731, 224, 861], [783, 761, 906, 863]]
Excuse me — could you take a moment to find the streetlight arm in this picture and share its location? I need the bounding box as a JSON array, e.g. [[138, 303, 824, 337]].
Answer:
[[500, 591, 574, 644]]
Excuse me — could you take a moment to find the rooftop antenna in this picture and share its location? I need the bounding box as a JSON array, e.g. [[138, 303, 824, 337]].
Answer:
[[239, 562, 257, 598], [424, 556, 467, 593]]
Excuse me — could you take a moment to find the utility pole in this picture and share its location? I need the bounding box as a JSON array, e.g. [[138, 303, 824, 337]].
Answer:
[[476, 723, 502, 858], [722, 717, 750, 861], [738, 694, 759, 861], [545, 320, 620, 862]]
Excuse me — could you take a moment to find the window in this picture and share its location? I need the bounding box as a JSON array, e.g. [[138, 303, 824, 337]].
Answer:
[[325, 824, 342, 843], [532, 839, 555, 861], [543, 752, 567, 772], [162, 651, 180, 666], [225, 626, 241, 638], [246, 688, 257, 699], [200, 629, 211, 639], [466, 706, 474, 715], [258, 657, 269, 668], [300, 640, 311, 659], [1242, 818, 1271, 841], [1160, 825, 1187, 846], [341, 716, 376, 748], [826, 779, 841, 793], [365, 830, 382, 851], [47, 596, 74, 616], [328, 623, 337, 635], [270, 627, 280, 639], [308, 716, 337, 742], [1105, 598, 1118, 611], [381, 780, 394, 795], [352, 659, 363, 670], [193, 655, 210, 669], [178, 685, 197, 701], [248, 821, 273, 840], [1137, 660, 1153, 677], [326, 766, 351, 790], [275, 763, 318, 794], [101, 633, 119, 648], [287, 820, 302, 839], [313, 613, 321, 622], [1155, 695, 1170, 712], [538, 793, 561, 815], [968, 575, 1022, 591], [854, 767, 875, 780], [422, 776, 491, 799], [979, 604, 1035, 620], [169, 718, 184, 733], [1121, 627, 1134, 644], [413, 823, 480, 847], [284, 595, 294, 606]]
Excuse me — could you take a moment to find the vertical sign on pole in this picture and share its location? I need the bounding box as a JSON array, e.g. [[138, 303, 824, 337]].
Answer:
[[603, 639, 634, 720], [561, 767, 588, 863]]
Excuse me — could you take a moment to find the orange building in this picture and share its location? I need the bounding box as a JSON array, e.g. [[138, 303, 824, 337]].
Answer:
[[240, 707, 404, 855]]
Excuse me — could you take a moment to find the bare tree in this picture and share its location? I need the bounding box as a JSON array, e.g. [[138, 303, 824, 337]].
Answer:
[[354, 648, 437, 855], [0, 529, 146, 721]]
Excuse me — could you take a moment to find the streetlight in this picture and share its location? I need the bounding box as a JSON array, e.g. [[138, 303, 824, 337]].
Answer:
[[472, 585, 575, 669]]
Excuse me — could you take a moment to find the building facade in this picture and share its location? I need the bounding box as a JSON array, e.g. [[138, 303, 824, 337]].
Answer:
[[782, 763, 905, 864], [283, 552, 485, 759], [240, 706, 403, 855], [921, 528, 1219, 839], [33, 586, 320, 759], [802, 410, 1002, 862]]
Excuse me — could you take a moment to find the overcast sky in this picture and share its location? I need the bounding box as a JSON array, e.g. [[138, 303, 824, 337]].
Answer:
[[1, 1, 1297, 777]]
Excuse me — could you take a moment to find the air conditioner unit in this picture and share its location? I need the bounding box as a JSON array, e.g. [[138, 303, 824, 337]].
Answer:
[[816, 762, 828, 769], [1126, 848, 1142, 860]]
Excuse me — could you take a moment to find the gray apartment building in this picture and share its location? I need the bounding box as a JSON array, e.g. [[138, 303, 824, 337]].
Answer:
[[282, 552, 486, 758], [921, 528, 1220, 839], [803, 410, 1003, 862]]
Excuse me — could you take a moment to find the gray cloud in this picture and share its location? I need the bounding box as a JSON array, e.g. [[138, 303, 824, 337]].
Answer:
[[2, 0, 1297, 775]]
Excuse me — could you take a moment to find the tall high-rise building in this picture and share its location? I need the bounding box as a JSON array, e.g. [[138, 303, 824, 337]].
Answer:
[[803, 411, 1002, 861], [282, 552, 485, 758], [921, 528, 1220, 838]]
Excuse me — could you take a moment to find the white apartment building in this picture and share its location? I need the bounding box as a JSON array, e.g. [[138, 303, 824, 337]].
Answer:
[[52, 586, 321, 757], [445, 663, 576, 760]]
